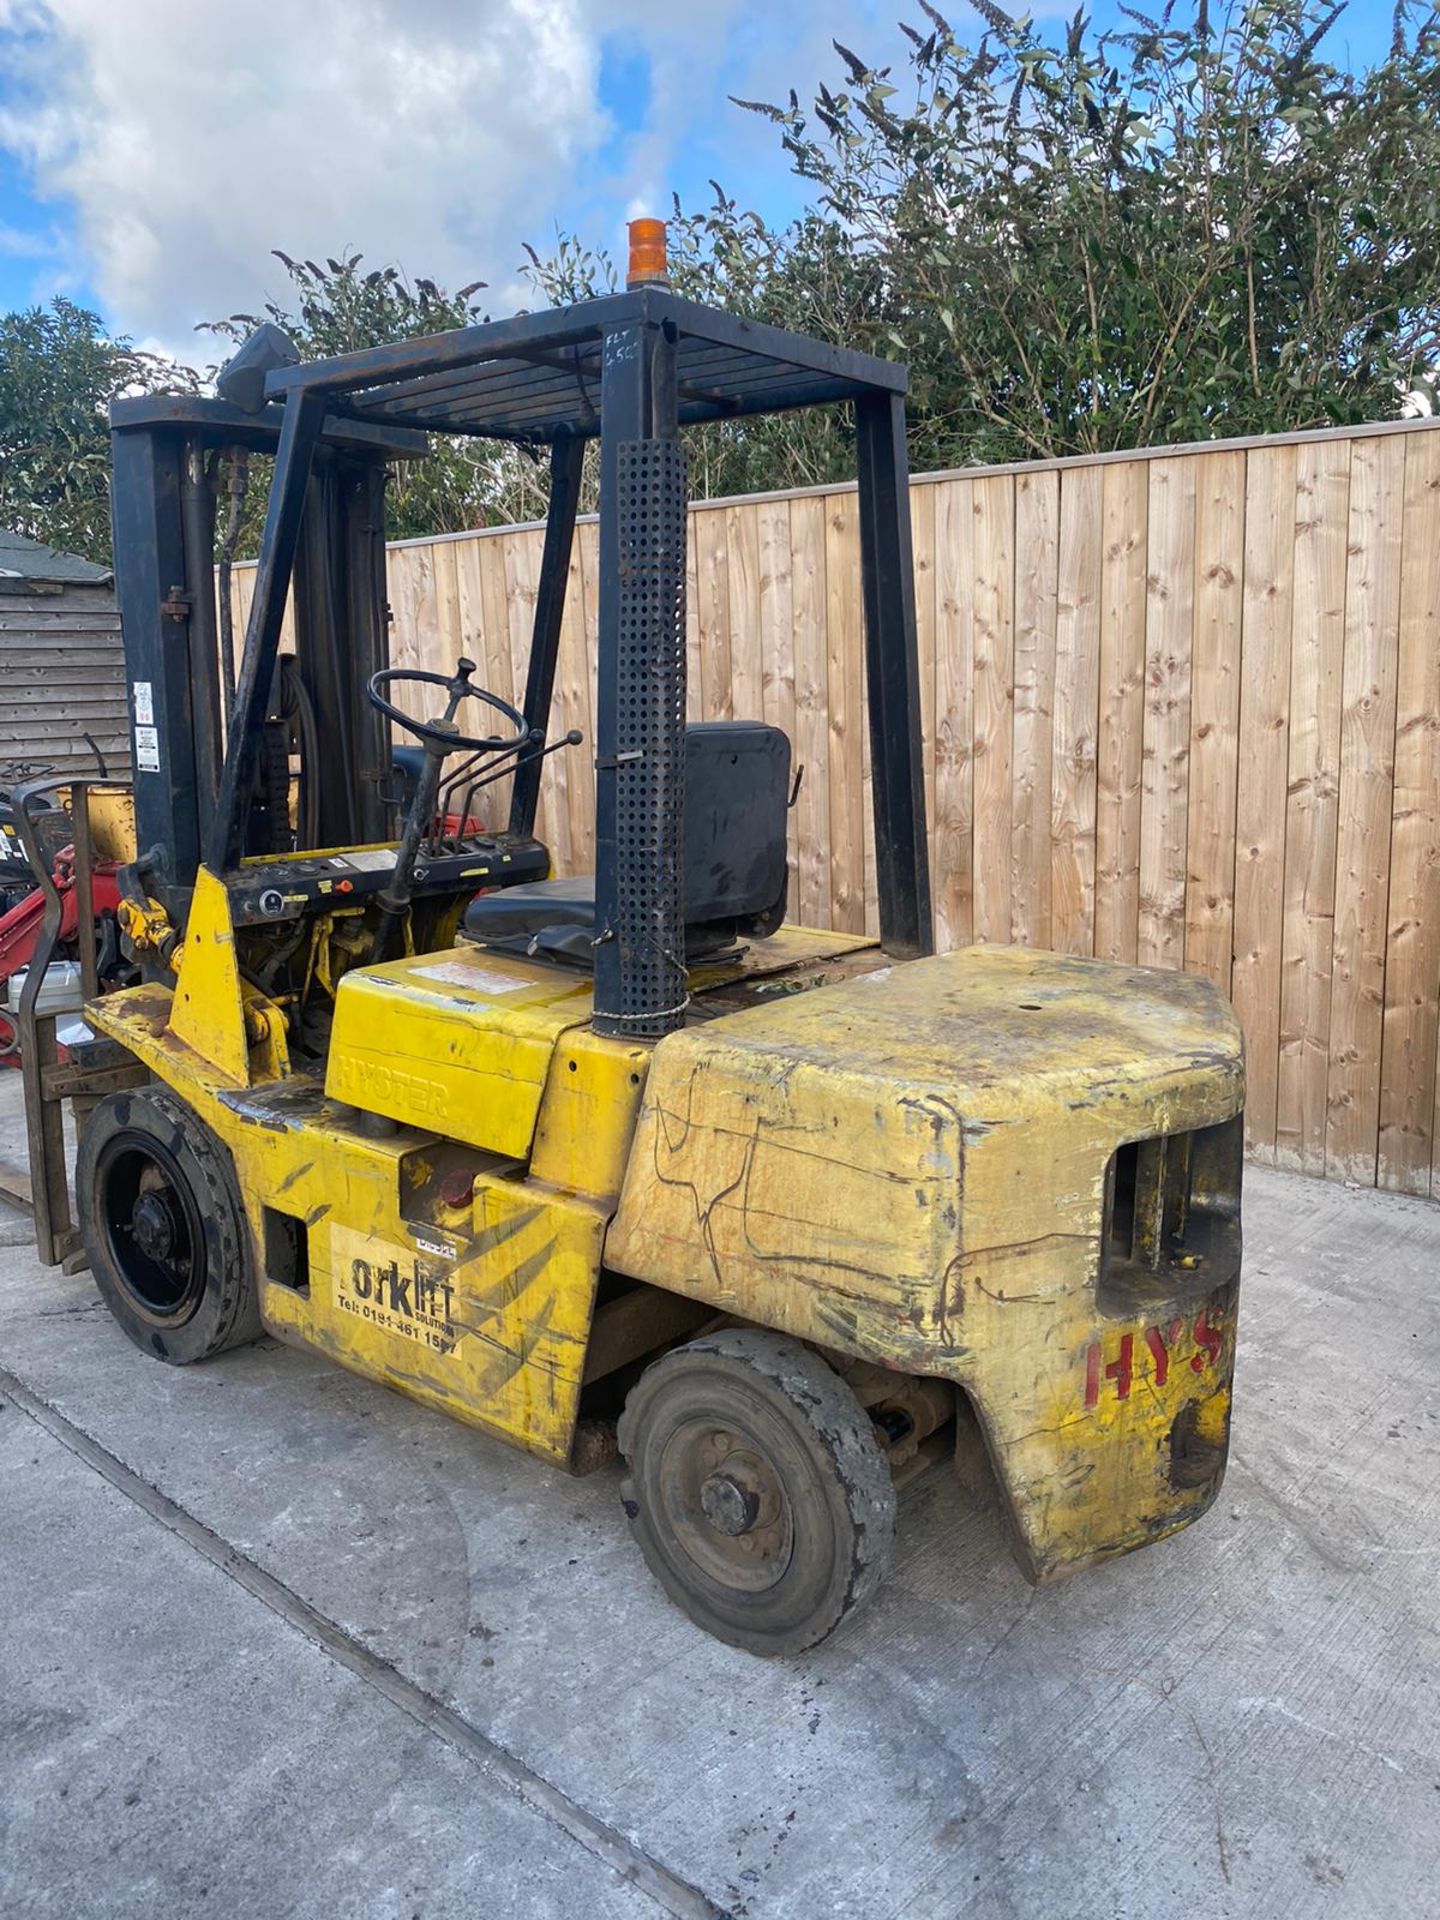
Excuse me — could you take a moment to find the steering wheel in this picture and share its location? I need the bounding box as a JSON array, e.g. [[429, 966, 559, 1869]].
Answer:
[[363, 657, 562, 962], [367, 659, 533, 754]]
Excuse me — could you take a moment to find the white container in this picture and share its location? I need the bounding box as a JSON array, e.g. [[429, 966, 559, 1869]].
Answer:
[[5, 960, 84, 1017]]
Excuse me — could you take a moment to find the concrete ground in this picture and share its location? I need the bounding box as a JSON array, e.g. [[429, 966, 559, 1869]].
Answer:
[[1, 1071, 1437, 1919]]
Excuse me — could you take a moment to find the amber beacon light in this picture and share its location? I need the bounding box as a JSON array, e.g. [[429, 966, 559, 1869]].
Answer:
[[626, 218, 669, 288]]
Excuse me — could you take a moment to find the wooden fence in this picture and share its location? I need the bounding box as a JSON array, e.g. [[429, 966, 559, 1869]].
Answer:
[[233, 413, 1440, 1197]]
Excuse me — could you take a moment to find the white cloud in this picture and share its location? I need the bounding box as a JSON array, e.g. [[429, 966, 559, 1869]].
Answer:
[[0, 0, 610, 350], [0, 218, 57, 259]]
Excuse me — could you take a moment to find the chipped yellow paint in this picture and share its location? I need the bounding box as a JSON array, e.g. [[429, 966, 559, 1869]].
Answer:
[[115, 893, 173, 958], [262, 1172, 609, 1466], [530, 1028, 651, 1200], [86, 976, 611, 1462], [323, 946, 593, 1157], [84, 785, 136, 864], [167, 867, 246, 1078], [1193, 1383, 1232, 1449], [605, 945, 1246, 1581], [87, 928, 1244, 1569]]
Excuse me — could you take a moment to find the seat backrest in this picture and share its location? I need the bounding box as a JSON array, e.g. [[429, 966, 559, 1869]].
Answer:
[[459, 720, 793, 965], [683, 721, 791, 938]]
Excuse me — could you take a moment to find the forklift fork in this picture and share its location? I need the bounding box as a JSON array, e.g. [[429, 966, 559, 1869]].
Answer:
[[10, 777, 146, 1266]]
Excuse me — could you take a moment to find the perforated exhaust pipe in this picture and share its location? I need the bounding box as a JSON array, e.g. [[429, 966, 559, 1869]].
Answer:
[[592, 439, 689, 1039]]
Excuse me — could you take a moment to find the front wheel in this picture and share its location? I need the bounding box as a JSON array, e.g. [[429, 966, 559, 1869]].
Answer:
[[617, 1329, 896, 1656], [77, 1085, 260, 1364]]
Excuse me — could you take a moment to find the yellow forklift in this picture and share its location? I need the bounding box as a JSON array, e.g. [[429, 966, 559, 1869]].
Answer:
[[32, 225, 1244, 1654]]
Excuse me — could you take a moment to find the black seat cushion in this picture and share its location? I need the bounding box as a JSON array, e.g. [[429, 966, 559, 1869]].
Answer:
[[462, 875, 597, 963], [457, 872, 595, 937], [464, 720, 790, 965]]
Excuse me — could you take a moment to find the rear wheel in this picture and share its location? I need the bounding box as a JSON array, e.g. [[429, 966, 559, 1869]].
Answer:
[[617, 1328, 896, 1655], [77, 1085, 260, 1364]]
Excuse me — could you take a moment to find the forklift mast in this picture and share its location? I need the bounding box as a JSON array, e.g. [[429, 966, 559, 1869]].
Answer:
[[109, 396, 421, 920]]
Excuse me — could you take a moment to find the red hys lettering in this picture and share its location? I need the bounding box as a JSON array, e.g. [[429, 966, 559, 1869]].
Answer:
[[1084, 1311, 1225, 1408], [1106, 1333, 1134, 1400], [1191, 1308, 1223, 1373], [1084, 1332, 1134, 1407], [1144, 1324, 1170, 1387]]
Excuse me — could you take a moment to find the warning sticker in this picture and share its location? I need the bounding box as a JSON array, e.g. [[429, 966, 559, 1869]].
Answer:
[[412, 959, 533, 995], [345, 848, 397, 873], [134, 724, 160, 772], [133, 681, 154, 726]]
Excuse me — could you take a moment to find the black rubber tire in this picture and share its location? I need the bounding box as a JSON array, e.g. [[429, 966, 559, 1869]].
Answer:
[[77, 1085, 261, 1365], [617, 1328, 896, 1656]]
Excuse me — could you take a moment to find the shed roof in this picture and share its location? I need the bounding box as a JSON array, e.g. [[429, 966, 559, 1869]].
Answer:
[[0, 528, 113, 589]]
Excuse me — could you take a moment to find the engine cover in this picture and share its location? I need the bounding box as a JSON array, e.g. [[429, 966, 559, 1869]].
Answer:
[[605, 944, 1246, 1581]]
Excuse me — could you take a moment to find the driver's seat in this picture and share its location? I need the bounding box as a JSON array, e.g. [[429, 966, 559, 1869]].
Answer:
[[462, 721, 791, 967]]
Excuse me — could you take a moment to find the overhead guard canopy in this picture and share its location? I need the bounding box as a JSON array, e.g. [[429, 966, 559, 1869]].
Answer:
[[258, 288, 908, 443]]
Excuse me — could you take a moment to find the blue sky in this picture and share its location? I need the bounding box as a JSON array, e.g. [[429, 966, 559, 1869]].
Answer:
[[0, 0, 1401, 359]]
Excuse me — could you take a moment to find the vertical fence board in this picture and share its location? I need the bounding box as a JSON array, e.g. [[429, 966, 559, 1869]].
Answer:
[[910, 483, 940, 920], [431, 540, 461, 660], [1276, 441, 1350, 1172], [1185, 450, 1245, 995], [1327, 435, 1405, 1184], [451, 537, 485, 670], [684, 516, 703, 726], [1233, 445, 1298, 1161], [825, 492, 866, 934], [1011, 471, 1059, 947], [791, 496, 831, 929], [384, 545, 440, 745], [451, 537, 495, 831], [694, 509, 732, 723], [1138, 457, 1196, 970], [501, 530, 543, 846], [1378, 435, 1440, 1191], [386, 544, 431, 683], [1094, 462, 1149, 964], [970, 474, 1016, 944], [475, 535, 514, 709], [932, 480, 975, 950], [1051, 466, 1102, 955], [540, 538, 587, 876], [757, 500, 799, 909], [726, 504, 764, 725]]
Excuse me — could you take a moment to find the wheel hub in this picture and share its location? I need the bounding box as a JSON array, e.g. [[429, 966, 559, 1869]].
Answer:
[[656, 1423, 794, 1593], [699, 1470, 761, 1537], [131, 1189, 180, 1261]]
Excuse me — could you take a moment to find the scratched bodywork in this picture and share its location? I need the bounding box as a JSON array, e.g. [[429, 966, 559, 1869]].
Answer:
[[82, 928, 869, 1463], [88, 952, 648, 1459], [605, 945, 1245, 1580], [85, 900, 1243, 1572]]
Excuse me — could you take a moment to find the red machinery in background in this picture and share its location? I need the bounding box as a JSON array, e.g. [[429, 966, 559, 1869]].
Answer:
[[0, 770, 130, 1067], [0, 846, 124, 1064], [0, 749, 479, 1066]]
